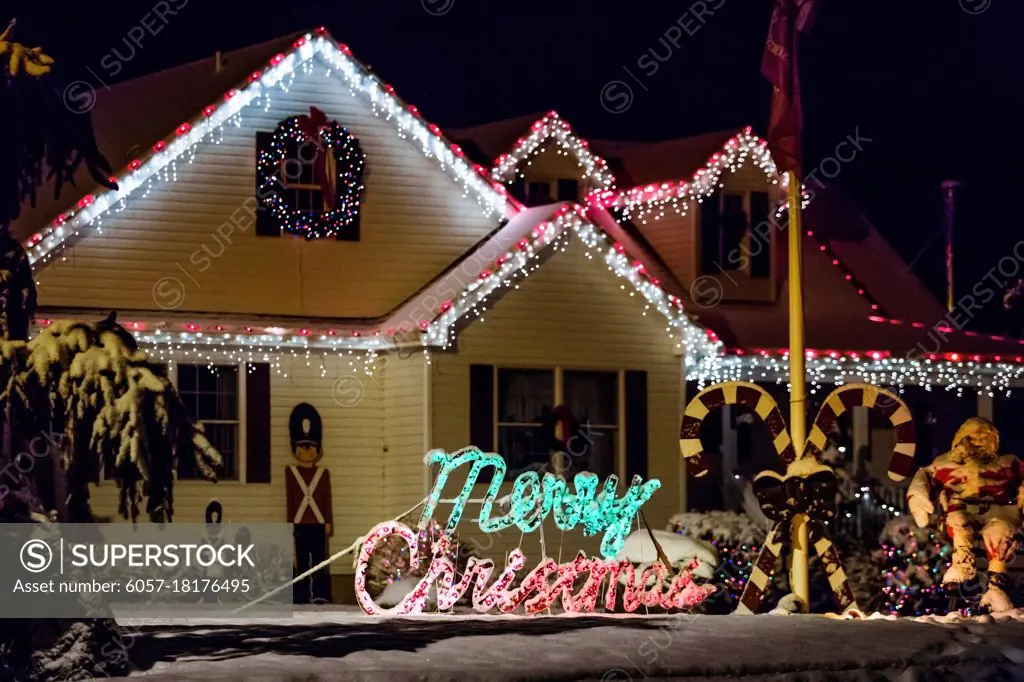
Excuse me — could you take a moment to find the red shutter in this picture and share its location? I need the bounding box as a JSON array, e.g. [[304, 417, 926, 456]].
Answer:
[[469, 364, 495, 452], [624, 370, 648, 480], [245, 362, 272, 483]]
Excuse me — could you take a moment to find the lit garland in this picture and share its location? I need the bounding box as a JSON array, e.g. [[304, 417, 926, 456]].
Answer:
[[692, 350, 1024, 396], [421, 205, 723, 365], [491, 111, 615, 190], [256, 115, 366, 239], [24, 30, 511, 268], [878, 522, 957, 617], [594, 128, 779, 224]]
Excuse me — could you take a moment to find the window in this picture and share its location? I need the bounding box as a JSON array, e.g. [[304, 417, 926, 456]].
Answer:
[[497, 369, 554, 475], [699, 190, 772, 277], [492, 368, 619, 477], [254, 113, 366, 241], [279, 135, 326, 213], [557, 178, 580, 202], [563, 370, 618, 478], [526, 181, 553, 206], [176, 364, 240, 480]]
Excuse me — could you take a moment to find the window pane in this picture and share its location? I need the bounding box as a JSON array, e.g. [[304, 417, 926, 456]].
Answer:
[[178, 365, 197, 392], [578, 428, 615, 479], [564, 371, 617, 425], [498, 369, 553, 423], [498, 425, 549, 475], [720, 194, 747, 271], [180, 424, 238, 480], [749, 191, 772, 278], [176, 364, 239, 480], [557, 179, 580, 202]]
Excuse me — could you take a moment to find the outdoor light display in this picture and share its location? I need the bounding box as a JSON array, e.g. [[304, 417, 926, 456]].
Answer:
[[492, 111, 615, 189], [353, 446, 713, 616], [20, 32, 1024, 396], [680, 381, 916, 615], [256, 106, 366, 239]]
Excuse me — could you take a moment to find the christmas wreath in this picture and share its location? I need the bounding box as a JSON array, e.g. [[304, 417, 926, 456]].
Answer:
[[257, 106, 366, 240]]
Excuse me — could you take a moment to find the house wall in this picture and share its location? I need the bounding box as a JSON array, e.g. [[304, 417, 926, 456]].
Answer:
[[631, 163, 783, 302], [381, 351, 428, 516], [86, 352, 388, 574], [512, 145, 597, 185], [428, 236, 685, 566], [34, 54, 498, 320]]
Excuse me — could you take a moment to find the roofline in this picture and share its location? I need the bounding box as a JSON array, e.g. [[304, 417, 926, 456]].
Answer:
[[490, 111, 616, 189], [23, 29, 522, 271]]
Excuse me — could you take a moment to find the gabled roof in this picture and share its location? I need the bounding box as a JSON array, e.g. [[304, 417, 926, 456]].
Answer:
[[449, 114, 737, 192], [390, 202, 720, 362], [19, 29, 517, 269], [12, 33, 301, 241]]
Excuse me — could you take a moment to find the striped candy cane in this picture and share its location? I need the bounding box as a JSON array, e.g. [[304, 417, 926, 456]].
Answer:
[[681, 381, 916, 614], [803, 384, 917, 482]]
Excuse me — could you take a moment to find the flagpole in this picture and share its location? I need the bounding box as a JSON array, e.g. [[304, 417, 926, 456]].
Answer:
[[786, 170, 811, 612]]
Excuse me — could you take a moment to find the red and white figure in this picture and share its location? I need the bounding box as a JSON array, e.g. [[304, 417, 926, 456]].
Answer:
[[286, 402, 334, 604], [906, 417, 1023, 612]]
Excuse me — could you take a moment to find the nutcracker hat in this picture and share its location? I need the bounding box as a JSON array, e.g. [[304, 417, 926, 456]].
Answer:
[[289, 402, 323, 452]]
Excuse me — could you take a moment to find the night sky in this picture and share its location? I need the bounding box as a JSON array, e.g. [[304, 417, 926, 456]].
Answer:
[[11, 0, 1024, 331]]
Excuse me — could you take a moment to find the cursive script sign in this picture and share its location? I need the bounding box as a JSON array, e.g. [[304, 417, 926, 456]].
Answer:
[[418, 447, 661, 558], [354, 520, 713, 616]]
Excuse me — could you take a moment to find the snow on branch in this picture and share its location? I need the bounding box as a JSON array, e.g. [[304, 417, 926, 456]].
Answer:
[[0, 317, 220, 522]]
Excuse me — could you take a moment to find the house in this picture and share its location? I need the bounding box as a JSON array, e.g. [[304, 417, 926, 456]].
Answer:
[[14, 30, 1024, 599]]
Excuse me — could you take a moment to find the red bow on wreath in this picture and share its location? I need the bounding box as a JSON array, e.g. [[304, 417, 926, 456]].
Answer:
[[294, 106, 338, 210]]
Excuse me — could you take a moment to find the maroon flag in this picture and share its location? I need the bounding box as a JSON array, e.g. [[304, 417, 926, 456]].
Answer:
[[762, 0, 817, 174]]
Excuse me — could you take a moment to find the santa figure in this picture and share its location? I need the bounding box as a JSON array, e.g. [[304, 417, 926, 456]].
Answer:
[[285, 402, 333, 603], [907, 417, 1023, 612]]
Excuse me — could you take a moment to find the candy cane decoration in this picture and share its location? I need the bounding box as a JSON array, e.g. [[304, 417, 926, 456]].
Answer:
[[735, 521, 786, 615], [681, 381, 915, 614], [680, 382, 795, 476], [803, 384, 917, 482]]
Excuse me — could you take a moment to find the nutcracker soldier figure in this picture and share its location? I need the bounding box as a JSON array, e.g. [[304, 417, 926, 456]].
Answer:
[[907, 417, 1024, 612], [285, 403, 333, 603]]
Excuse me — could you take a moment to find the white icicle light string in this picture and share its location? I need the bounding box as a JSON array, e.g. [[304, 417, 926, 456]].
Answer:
[[420, 204, 720, 365], [491, 111, 615, 190], [596, 127, 779, 224], [691, 351, 1024, 396], [25, 31, 511, 269]]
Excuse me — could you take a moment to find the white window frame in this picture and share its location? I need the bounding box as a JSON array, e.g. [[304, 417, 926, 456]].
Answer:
[[168, 361, 247, 483], [493, 366, 626, 479]]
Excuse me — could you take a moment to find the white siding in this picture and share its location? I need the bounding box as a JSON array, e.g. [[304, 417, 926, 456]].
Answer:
[[35, 56, 498, 319], [428, 237, 684, 566], [381, 352, 428, 516], [87, 353, 385, 574]]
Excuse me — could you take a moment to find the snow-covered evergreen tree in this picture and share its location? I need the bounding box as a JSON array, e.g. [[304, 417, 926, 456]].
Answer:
[[0, 22, 217, 680]]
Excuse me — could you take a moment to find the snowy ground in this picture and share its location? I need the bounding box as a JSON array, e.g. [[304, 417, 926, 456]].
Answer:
[[102, 609, 1024, 681]]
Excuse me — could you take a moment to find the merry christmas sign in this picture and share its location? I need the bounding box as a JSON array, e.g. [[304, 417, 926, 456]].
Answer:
[[354, 447, 712, 615]]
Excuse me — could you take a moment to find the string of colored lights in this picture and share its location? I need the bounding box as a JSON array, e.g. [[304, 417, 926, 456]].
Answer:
[[256, 115, 366, 239], [491, 111, 615, 190], [422, 205, 721, 367], [693, 351, 1024, 396], [24, 30, 511, 269], [595, 128, 779, 223]]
